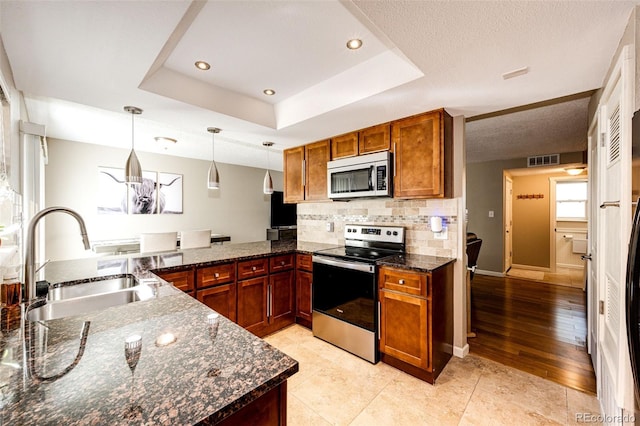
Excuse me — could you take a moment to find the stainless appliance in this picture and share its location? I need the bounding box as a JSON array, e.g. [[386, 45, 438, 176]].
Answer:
[[312, 224, 405, 363], [327, 151, 392, 199]]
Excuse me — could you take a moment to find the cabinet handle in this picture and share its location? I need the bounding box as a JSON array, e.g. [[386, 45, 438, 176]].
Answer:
[[214, 273, 220, 278], [398, 279, 405, 285], [280, 261, 285, 266], [252, 266, 257, 271], [302, 160, 306, 186], [267, 285, 272, 318]]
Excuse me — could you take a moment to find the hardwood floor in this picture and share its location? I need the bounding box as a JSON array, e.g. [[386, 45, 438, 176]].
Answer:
[[469, 273, 597, 395]]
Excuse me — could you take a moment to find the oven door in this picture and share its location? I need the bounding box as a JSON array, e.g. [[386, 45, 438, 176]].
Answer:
[[312, 255, 376, 331]]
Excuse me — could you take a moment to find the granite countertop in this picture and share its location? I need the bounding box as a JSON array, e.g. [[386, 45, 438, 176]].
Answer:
[[44, 240, 338, 286], [377, 253, 456, 272], [0, 239, 347, 425]]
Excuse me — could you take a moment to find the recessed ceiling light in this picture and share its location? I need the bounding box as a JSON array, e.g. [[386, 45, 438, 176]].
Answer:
[[346, 38, 363, 50], [195, 61, 210, 71], [502, 66, 529, 80], [154, 137, 177, 150], [263, 89, 276, 96]]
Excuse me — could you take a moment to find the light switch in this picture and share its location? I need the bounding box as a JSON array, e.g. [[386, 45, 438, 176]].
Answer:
[[488, 210, 494, 218]]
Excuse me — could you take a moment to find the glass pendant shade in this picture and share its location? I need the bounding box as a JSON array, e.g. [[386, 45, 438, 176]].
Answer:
[[263, 141, 274, 194], [207, 127, 221, 189], [263, 170, 273, 194], [208, 161, 220, 189], [124, 106, 143, 184]]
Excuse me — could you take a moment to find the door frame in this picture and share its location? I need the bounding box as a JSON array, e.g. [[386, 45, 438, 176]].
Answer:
[[503, 173, 513, 273]]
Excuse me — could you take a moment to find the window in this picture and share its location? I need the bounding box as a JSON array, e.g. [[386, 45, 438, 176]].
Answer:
[[556, 180, 588, 220]]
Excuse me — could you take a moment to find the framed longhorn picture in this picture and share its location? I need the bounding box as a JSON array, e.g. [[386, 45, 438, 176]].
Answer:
[[98, 167, 128, 214], [157, 172, 183, 214]]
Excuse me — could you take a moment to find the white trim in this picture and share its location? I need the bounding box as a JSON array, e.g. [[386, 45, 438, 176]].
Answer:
[[556, 263, 585, 270], [475, 269, 505, 277], [511, 263, 551, 272], [453, 343, 469, 358]]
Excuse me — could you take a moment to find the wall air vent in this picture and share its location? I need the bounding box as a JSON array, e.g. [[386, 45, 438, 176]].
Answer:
[[527, 154, 560, 167]]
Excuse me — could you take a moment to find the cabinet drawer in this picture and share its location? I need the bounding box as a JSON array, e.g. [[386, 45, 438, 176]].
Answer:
[[379, 267, 429, 297], [155, 269, 194, 293], [238, 258, 269, 279], [296, 253, 313, 272], [197, 262, 236, 288], [270, 254, 294, 272]]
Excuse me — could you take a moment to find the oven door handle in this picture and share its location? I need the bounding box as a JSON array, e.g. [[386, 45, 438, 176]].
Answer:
[[312, 255, 375, 273]]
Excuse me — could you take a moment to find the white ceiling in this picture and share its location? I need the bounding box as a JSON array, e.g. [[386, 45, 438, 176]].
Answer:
[[0, 0, 636, 171]]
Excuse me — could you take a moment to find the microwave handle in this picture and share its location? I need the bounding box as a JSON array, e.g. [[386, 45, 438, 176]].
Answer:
[[369, 166, 374, 190]]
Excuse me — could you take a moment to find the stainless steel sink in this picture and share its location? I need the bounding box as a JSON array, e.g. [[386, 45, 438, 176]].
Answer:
[[27, 288, 144, 322], [48, 275, 138, 301]]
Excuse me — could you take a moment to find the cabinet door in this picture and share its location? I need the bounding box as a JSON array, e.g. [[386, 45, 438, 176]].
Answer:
[[283, 146, 305, 203], [269, 270, 294, 326], [156, 269, 194, 293], [304, 140, 330, 201], [197, 283, 237, 322], [270, 254, 294, 273], [359, 123, 390, 154], [331, 132, 358, 159], [379, 289, 429, 370], [237, 276, 268, 335], [296, 269, 313, 323], [392, 110, 451, 198]]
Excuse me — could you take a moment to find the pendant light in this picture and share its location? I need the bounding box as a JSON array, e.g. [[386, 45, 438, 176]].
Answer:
[[207, 127, 221, 189], [124, 106, 143, 185], [263, 141, 274, 195]]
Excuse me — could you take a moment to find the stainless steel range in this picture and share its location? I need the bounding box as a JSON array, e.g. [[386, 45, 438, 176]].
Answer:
[[312, 224, 405, 363]]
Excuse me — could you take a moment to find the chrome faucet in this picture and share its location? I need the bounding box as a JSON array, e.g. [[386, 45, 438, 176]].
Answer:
[[23, 206, 91, 304], [22, 207, 91, 383]]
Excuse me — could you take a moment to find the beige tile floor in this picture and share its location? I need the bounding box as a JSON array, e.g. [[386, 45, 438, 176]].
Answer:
[[264, 324, 602, 426]]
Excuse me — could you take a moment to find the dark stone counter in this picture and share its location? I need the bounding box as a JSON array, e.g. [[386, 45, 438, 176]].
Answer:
[[377, 253, 456, 273], [0, 239, 339, 425]]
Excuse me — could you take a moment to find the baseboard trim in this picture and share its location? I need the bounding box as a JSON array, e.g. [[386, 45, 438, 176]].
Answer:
[[475, 269, 504, 277], [511, 264, 550, 272], [454, 344, 470, 358], [556, 263, 584, 270]]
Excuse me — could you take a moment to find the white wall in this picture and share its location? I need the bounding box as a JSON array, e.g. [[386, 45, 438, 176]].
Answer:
[[45, 138, 283, 260]]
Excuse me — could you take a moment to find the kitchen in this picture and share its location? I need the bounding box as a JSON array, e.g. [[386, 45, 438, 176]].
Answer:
[[0, 1, 638, 425]]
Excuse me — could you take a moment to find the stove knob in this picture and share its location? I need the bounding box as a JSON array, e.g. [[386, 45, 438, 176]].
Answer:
[[386, 231, 391, 235], [393, 231, 398, 236]]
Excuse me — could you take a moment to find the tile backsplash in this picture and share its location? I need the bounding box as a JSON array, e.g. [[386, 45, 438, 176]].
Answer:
[[297, 198, 459, 258]]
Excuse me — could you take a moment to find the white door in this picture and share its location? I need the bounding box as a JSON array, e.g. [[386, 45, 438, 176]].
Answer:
[[595, 45, 635, 414], [587, 117, 599, 374], [504, 175, 513, 272]]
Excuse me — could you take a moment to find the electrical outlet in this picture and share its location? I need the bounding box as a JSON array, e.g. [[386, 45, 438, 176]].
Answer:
[[326, 222, 334, 232], [434, 227, 448, 240], [488, 210, 494, 218]]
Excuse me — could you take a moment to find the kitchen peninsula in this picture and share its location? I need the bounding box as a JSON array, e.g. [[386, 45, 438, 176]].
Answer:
[[0, 240, 332, 425]]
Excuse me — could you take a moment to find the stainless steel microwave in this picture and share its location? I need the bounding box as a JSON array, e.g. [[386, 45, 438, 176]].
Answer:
[[327, 151, 392, 199]]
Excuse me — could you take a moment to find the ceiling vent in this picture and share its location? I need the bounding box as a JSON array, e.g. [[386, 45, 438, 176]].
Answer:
[[527, 154, 560, 167]]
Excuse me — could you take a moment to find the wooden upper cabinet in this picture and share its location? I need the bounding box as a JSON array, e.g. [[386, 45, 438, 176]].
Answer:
[[283, 146, 305, 203], [392, 109, 452, 199], [304, 140, 330, 201], [359, 123, 391, 154], [331, 132, 359, 159]]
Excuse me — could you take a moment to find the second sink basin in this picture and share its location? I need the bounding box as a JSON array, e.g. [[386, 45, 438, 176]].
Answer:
[[48, 275, 138, 301], [27, 288, 144, 322]]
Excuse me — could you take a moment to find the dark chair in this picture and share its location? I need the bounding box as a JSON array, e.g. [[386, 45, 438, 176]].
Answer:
[[466, 238, 482, 281]]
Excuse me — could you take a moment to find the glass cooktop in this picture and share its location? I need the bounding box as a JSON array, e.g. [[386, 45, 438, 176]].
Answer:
[[313, 246, 400, 263]]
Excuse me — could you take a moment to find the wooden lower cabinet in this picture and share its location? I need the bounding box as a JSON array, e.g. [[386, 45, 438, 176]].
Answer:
[[270, 270, 295, 328], [237, 276, 269, 336], [378, 263, 453, 384], [197, 283, 236, 322], [295, 253, 313, 328], [217, 381, 288, 426]]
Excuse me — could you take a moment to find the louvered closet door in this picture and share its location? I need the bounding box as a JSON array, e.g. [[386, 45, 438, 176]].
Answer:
[[596, 45, 634, 414]]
